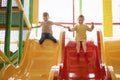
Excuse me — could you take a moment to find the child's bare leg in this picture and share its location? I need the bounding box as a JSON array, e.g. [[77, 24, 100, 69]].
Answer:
[[76, 42, 80, 53], [82, 41, 87, 53]]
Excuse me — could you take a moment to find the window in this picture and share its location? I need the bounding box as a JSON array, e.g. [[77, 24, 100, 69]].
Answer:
[[0, 0, 18, 8]]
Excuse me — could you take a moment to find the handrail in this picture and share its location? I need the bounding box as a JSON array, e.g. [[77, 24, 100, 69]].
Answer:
[[18, 0, 24, 64], [15, 0, 31, 64], [19, 29, 31, 66], [48, 31, 65, 80], [9, 49, 22, 62], [97, 31, 102, 64], [58, 31, 65, 64], [16, 0, 31, 29], [97, 31, 105, 63], [39, 22, 120, 25], [1, 0, 32, 65], [97, 31, 116, 79], [0, 40, 18, 44], [0, 51, 11, 64], [4, 0, 12, 58]]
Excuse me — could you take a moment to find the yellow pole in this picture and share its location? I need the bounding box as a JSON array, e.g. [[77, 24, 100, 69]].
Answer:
[[103, 0, 113, 37], [32, 0, 39, 37], [32, 0, 39, 24]]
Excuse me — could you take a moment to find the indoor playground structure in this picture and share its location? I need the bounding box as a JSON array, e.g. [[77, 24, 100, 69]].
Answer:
[[0, 0, 120, 80]]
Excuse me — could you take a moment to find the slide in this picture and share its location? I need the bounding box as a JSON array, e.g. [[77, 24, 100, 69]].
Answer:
[[59, 41, 112, 80], [0, 32, 63, 80]]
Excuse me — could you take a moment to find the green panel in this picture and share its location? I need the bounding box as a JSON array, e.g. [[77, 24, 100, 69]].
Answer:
[[79, 0, 82, 14], [0, 12, 5, 24], [0, 12, 26, 27]]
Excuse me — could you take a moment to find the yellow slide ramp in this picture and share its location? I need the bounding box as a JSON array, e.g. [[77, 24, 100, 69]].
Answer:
[[21, 39, 60, 80], [104, 40, 120, 80], [1, 38, 62, 80], [19, 39, 60, 80]]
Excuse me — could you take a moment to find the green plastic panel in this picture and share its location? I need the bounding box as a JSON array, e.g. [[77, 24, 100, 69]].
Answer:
[[0, 12, 26, 27]]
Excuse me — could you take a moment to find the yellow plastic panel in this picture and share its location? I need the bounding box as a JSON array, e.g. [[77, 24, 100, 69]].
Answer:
[[104, 40, 120, 79], [103, 0, 113, 37]]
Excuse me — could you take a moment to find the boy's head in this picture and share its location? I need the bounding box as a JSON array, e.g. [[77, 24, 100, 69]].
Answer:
[[43, 12, 49, 21], [78, 15, 84, 24]]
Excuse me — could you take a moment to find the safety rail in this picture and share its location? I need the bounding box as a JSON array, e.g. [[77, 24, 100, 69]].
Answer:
[[39, 22, 120, 25], [0, 50, 13, 72], [97, 31, 102, 64], [48, 31, 65, 80], [0, 51, 11, 64], [0, 0, 31, 67], [0, 31, 31, 80], [97, 31, 116, 80]]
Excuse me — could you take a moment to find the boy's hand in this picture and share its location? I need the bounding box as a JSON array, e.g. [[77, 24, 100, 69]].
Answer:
[[63, 26, 71, 31], [91, 22, 94, 26], [67, 27, 71, 31], [31, 26, 34, 28], [91, 22, 94, 29], [64, 26, 69, 28], [31, 26, 37, 28], [31, 26, 40, 28]]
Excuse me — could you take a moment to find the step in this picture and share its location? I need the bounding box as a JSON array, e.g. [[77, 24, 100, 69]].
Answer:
[[69, 68, 91, 73], [68, 63, 91, 69], [68, 72, 89, 79]]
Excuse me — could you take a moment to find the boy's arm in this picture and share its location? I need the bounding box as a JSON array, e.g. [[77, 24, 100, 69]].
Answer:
[[53, 23, 69, 28], [86, 22, 94, 31], [68, 25, 77, 31], [31, 24, 42, 28]]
